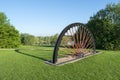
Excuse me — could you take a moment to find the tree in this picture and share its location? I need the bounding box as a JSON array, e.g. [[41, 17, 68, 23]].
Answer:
[[87, 3, 120, 50], [0, 12, 9, 25], [0, 12, 21, 48], [61, 36, 70, 46], [21, 33, 36, 45], [50, 34, 59, 45]]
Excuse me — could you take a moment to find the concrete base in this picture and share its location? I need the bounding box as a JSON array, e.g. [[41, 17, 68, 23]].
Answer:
[[45, 51, 101, 66]]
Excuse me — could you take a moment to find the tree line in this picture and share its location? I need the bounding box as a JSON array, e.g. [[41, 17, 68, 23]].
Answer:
[[21, 33, 58, 46], [0, 2, 120, 50]]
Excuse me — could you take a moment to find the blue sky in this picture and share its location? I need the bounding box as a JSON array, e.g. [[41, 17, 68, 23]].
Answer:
[[0, 0, 119, 36]]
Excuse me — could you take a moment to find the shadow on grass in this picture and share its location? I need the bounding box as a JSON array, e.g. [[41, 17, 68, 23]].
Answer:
[[15, 49, 49, 61]]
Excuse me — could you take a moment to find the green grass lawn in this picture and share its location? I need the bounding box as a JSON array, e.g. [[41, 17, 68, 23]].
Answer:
[[0, 46, 120, 80]]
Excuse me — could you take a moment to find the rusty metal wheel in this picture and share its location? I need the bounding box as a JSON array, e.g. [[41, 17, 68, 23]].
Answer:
[[52, 23, 96, 64]]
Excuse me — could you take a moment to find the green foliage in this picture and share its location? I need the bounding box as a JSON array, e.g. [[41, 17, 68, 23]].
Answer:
[[87, 3, 120, 50], [21, 33, 59, 46], [50, 34, 59, 45], [36, 34, 59, 46], [0, 12, 8, 25], [21, 33, 36, 45], [0, 12, 21, 48]]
